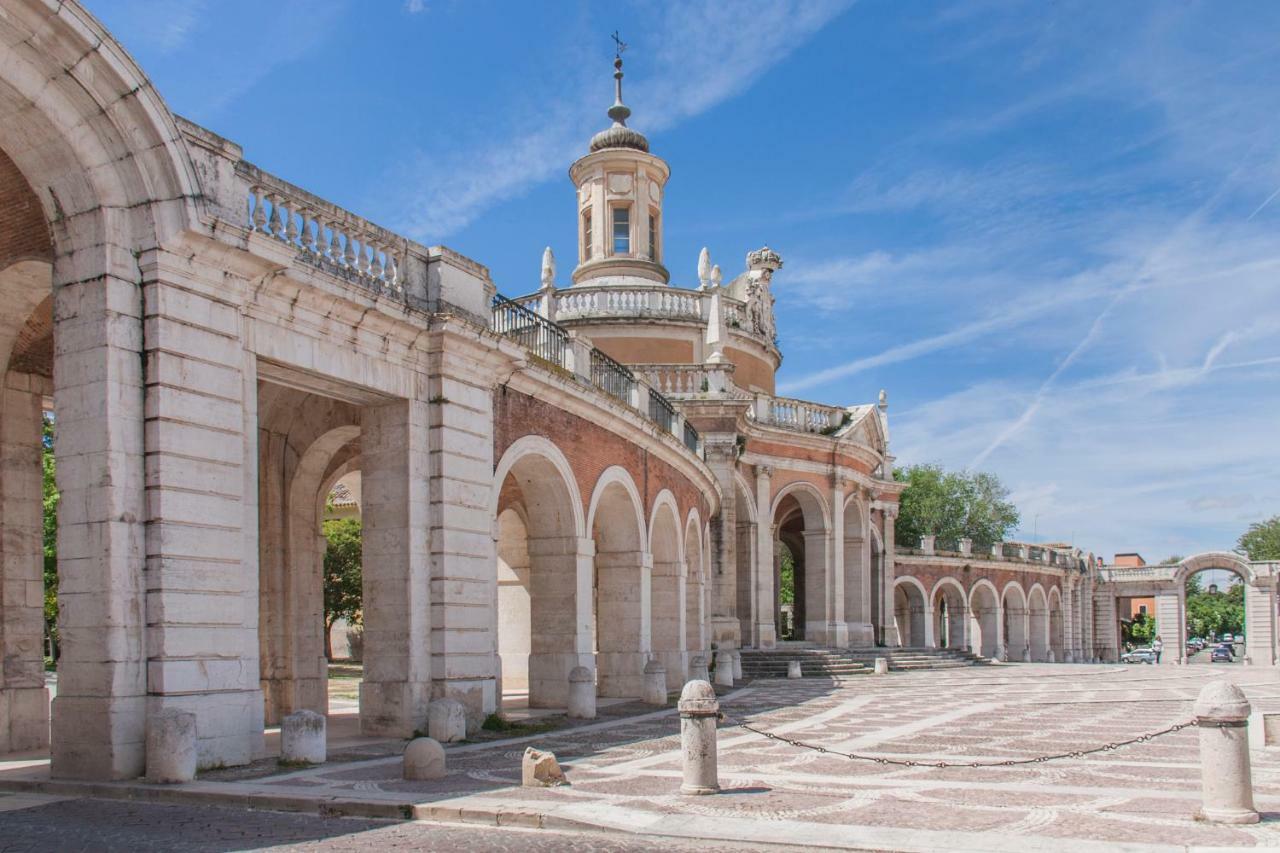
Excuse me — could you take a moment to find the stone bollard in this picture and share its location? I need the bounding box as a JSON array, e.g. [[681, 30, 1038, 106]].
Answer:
[[689, 654, 710, 682], [428, 698, 467, 743], [714, 650, 735, 686], [678, 680, 720, 795], [787, 660, 802, 679], [146, 709, 197, 783], [874, 657, 889, 675], [523, 747, 567, 787], [1194, 680, 1259, 824], [643, 660, 668, 706], [567, 665, 596, 719], [281, 709, 326, 764], [731, 649, 743, 680], [403, 737, 446, 780]]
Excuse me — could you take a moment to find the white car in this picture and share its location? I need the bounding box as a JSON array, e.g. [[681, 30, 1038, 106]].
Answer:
[[1121, 648, 1156, 664]]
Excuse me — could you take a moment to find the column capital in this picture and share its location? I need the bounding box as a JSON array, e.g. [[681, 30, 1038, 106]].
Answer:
[[755, 463, 773, 480]]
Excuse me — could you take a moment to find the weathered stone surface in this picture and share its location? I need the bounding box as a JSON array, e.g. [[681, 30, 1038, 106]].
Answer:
[[567, 666, 596, 720], [522, 747, 567, 787], [787, 660, 802, 679], [642, 660, 667, 706], [427, 699, 467, 743], [145, 709, 197, 783], [403, 737, 446, 780], [678, 679, 719, 795], [1195, 680, 1258, 824], [280, 710, 326, 765]]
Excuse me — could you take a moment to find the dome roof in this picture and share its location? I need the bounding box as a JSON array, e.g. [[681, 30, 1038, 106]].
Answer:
[[589, 124, 649, 153]]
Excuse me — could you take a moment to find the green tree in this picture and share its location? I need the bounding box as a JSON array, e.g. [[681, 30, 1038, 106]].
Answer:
[[1238, 515, 1280, 561], [41, 413, 58, 663], [1123, 611, 1155, 646], [1184, 575, 1244, 640], [322, 516, 363, 661], [893, 463, 1020, 548]]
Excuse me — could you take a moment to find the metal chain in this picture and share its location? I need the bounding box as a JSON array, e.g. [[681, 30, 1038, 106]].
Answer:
[[718, 714, 1197, 768]]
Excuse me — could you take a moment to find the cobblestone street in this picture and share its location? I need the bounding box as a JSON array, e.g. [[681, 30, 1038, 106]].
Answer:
[[6, 664, 1280, 850]]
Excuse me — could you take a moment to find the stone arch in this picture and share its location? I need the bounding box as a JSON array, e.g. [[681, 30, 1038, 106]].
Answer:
[[868, 521, 887, 645], [1048, 585, 1065, 662], [733, 471, 758, 523], [587, 466, 647, 698], [930, 576, 967, 650], [968, 579, 1001, 659], [732, 473, 758, 645], [494, 437, 588, 709], [1027, 583, 1049, 662], [684, 508, 706, 661], [894, 576, 929, 648], [0, 1, 203, 780], [1169, 551, 1261, 665], [841, 492, 872, 646], [648, 490, 685, 688], [1175, 552, 1255, 587], [771, 481, 831, 643], [1001, 581, 1028, 662]]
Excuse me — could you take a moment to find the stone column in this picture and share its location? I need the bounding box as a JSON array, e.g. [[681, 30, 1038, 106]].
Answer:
[[881, 507, 900, 646], [753, 465, 776, 648], [705, 437, 739, 648], [525, 535, 593, 708], [802, 529, 829, 644], [141, 257, 265, 771], [1243, 578, 1276, 666], [0, 373, 49, 754], [995, 602, 1007, 661], [1093, 587, 1118, 662], [827, 478, 848, 648], [596, 548, 651, 698], [360, 397, 432, 737], [50, 269, 148, 780], [1154, 588, 1183, 665]]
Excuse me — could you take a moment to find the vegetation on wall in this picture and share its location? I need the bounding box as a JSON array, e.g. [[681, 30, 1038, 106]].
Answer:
[[892, 463, 1020, 549], [322, 516, 363, 661]]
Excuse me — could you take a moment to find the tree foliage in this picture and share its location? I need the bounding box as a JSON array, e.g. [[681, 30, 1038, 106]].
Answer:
[[1184, 576, 1244, 640], [1238, 515, 1280, 561], [893, 463, 1020, 549], [1123, 611, 1155, 646], [322, 516, 363, 661], [41, 413, 58, 662]]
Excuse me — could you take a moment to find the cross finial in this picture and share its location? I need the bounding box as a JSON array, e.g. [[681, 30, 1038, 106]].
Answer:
[[611, 30, 627, 59]]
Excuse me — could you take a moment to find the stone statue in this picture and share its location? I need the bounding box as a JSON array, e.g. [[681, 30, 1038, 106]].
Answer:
[[540, 246, 555, 290]]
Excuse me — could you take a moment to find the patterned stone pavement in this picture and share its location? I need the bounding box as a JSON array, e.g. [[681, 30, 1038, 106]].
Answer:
[[4, 664, 1280, 850]]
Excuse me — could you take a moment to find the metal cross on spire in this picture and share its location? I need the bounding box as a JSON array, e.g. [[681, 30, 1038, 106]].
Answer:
[[611, 30, 627, 59]]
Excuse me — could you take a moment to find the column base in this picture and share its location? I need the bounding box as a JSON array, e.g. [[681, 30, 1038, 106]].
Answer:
[[710, 617, 740, 648], [435, 677, 497, 731], [597, 651, 646, 699], [360, 680, 431, 737], [51, 694, 146, 780], [753, 622, 777, 649], [0, 685, 49, 753], [148, 691, 264, 770]]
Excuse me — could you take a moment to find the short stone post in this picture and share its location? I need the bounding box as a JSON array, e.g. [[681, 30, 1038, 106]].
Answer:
[[428, 698, 467, 743], [678, 680, 720, 795], [688, 654, 710, 682], [403, 737, 446, 780], [1194, 680, 1259, 824], [874, 657, 889, 675], [731, 649, 743, 680], [281, 709, 327, 764], [643, 660, 668, 706], [787, 660, 802, 679], [145, 709, 197, 783], [568, 665, 596, 719], [714, 650, 735, 686]]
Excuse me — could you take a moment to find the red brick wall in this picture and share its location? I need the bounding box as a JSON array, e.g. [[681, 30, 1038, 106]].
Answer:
[[894, 561, 1062, 602], [494, 387, 710, 535], [0, 148, 52, 268]]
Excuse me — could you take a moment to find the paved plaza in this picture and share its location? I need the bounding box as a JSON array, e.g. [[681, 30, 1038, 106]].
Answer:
[[4, 664, 1280, 850]]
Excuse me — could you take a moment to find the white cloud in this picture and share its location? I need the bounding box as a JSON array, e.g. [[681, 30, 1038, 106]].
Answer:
[[405, 0, 426, 12]]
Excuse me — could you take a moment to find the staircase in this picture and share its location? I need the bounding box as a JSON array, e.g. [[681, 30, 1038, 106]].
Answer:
[[738, 644, 988, 679]]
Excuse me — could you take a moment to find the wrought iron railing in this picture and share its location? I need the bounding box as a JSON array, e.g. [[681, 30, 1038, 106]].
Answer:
[[683, 420, 700, 454], [589, 347, 635, 404], [491, 294, 569, 368], [648, 387, 675, 432]]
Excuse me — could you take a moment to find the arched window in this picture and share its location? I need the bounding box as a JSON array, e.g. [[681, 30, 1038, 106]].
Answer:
[[612, 206, 630, 254]]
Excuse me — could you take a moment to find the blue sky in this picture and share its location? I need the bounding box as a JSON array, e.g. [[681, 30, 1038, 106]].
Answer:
[[87, 1, 1280, 561]]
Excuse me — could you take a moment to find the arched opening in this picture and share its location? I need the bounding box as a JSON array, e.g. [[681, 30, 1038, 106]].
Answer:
[[932, 580, 966, 650], [870, 523, 886, 645], [1028, 585, 1049, 662], [684, 514, 706, 663], [843, 496, 872, 646], [1002, 583, 1028, 662], [733, 478, 758, 645], [649, 496, 684, 689], [494, 444, 583, 709], [590, 471, 646, 698], [1048, 587, 1065, 662], [1180, 562, 1247, 664], [893, 578, 927, 647], [969, 582, 1000, 658], [772, 486, 829, 643]]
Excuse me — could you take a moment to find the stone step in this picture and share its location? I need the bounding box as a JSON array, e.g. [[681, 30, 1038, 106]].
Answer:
[[739, 644, 990, 676]]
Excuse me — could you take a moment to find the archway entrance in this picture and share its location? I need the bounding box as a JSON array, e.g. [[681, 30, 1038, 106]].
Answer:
[[590, 473, 646, 698], [893, 578, 927, 647], [969, 582, 1000, 658], [1180, 562, 1246, 665], [932, 581, 966, 650], [1028, 586, 1049, 662], [772, 487, 829, 643], [1002, 584, 1028, 662]]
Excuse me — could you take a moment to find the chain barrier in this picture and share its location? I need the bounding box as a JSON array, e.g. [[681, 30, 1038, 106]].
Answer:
[[717, 713, 1197, 768]]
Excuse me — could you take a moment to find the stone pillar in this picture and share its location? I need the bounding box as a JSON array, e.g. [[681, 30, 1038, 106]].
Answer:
[[596, 548, 650, 698], [652, 553, 685, 690], [802, 529, 830, 644], [1154, 589, 1183, 665], [0, 373, 49, 754], [705, 438, 739, 648], [140, 259, 265, 771], [50, 270, 148, 780], [827, 478, 848, 648], [425, 331, 503, 726], [360, 397, 432, 737], [714, 649, 734, 686], [1195, 681, 1258, 824], [881, 508, 900, 646], [678, 680, 720, 795], [567, 665, 596, 719], [995, 603, 1007, 661], [1243, 578, 1276, 666], [753, 464, 776, 648], [643, 660, 667, 705]]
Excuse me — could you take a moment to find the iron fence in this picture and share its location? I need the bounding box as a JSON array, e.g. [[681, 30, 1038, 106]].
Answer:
[[590, 347, 636, 404], [491, 294, 569, 368]]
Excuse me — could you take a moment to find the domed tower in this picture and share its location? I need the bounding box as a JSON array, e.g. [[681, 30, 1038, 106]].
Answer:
[[569, 54, 670, 287]]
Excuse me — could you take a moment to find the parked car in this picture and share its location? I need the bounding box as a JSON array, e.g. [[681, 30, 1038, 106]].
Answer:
[[1211, 646, 1234, 663], [1121, 648, 1156, 664]]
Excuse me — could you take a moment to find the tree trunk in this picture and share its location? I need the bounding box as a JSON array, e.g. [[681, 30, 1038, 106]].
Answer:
[[324, 617, 334, 662]]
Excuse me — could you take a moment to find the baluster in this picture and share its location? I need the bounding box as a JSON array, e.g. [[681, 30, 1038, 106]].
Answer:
[[327, 223, 342, 264], [250, 187, 266, 231], [285, 206, 300, 247], [267, 195, 284, 239], [386, 250, 400, 290], [344, 233, 358, 270]]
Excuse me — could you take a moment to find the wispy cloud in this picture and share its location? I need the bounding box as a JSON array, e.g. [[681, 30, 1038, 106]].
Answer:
[[385, 0, 854, 242]]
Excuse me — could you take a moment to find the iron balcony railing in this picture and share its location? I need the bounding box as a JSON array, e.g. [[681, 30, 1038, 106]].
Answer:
[[491, 293, 569, 369], [683, 420, 700, 454], [590, 347, 636, 404], [648, 387, 675, 432]]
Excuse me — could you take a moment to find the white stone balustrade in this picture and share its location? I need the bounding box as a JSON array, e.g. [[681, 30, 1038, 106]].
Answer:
[[247, 179, 404, 295], [756, 393, 847, 433], [632, 363, 739, 398]]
